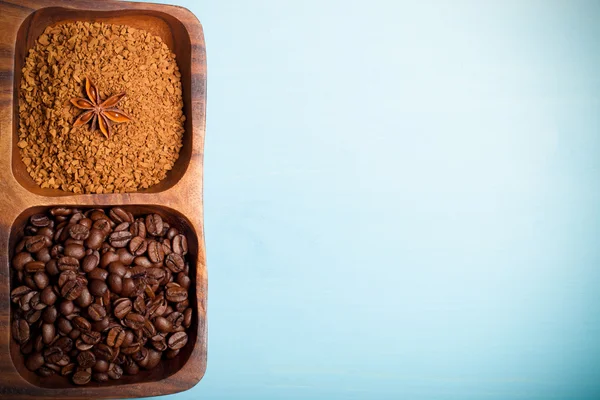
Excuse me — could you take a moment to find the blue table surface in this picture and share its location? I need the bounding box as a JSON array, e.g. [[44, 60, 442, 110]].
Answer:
[[137, 1, 600, 399]]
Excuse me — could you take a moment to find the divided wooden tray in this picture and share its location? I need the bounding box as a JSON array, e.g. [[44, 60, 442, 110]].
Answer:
[[0, 0, 207, 398]]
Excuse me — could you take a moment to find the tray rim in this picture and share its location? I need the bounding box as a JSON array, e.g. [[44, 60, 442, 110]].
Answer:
[[0, 0, 208, 398]]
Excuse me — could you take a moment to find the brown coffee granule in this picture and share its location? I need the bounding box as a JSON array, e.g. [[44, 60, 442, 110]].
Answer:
[[18, 21, 185, 194]]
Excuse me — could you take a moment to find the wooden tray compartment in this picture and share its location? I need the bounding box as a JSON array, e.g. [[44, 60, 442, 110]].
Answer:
[[0, 0, 207, 398]]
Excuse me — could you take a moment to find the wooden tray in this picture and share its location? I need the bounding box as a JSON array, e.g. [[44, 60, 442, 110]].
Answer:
[[0, 0, 207, 398]]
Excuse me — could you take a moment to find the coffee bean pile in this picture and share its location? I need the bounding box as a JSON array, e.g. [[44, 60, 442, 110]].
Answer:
[[10, 207, 193, 385]]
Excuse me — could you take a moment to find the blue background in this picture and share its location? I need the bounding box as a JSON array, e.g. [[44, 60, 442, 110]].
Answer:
[[142, 1, 600, 399]]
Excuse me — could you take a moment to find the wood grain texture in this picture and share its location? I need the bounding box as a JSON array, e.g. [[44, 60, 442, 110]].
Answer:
[[0, 0, 207, 398]]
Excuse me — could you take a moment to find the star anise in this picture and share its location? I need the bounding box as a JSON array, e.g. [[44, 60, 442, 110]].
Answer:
[[70, 77, 131, 139]]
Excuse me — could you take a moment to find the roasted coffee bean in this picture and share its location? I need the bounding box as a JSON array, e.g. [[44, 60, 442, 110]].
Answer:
[[143, 349, 162, 370], [92, 317, 110, 332], [61, 279, 85, 301], [92, 372, 109, 383], [81, 330, 101, 345], [132, 296, 145, 315], [166, 311, 184, 328], [146, 240, 164, 263], [79, 218, 93, 229], [107, 327, 126, 348], [44, 347, 64, 364], [30, 214, 51, 227], [89, 279, 108, 296], [72, 370, 91, 385], [109, 230, 132, 248], [57, 318, 73, 335], [130, 219, 147, 238], [72, 316, 91, 332], [77, 350, 96, 368], [93, 218, 112, 235], [12, 252, 33, 271], [69, 329, 82, 341], [87, 267, 108, 281], [176, 273, 191, 290], [165, 253, 184, 273], [128, 236, 147, 256], [11, 285, 31, 302], [162, 239, 173, 256], [154, 316, 173, 333], [172, 234, 188, 255], [25, 261, 46, 273], [42, 305, 58, 323], [42, 323, 55, 344], [26, 352, 45, 371], [69, 224, 90, 240], [124, 313, 145, 330], [87, 303, 107, 321], [146, 214, 163, 236], [113, 298, 132, 319], [121, 343, 141, 355], [132, 347, 148, 364], [25, 309, 42, 324], [121, 278, 135, 297], [168, 332, 188, 350], [19, 290, 36, 311], [107, 274, 123, 294], [142, 318, 157, 338], [117, 248, 135, 265], [88, 209, 106, 221], [21, 340, 34, 355], [12, 319, 30, 344], [122, 330, 135, 348], [107, 363, 123, 380], [58, 256, 79, 272], [59, 300, 75, 316], [69, 212, 84, 225], [83, 228, 105, 250], [94, 344, 114, 361], [108, 261, 127, 277], [166, 227, 178, 240], [134, 255, 153, 268], [175, 299, 189, 313], [166, 286, 188, 303], [64, 243, 85, 259], [124, 358, 140, 375], [151, 337, 167, 351], [93, 359, 109, 373], [25, 235, 50, 253], [35, 247, 52, 263], [58, 270, 76, 287], [44, 260, 59, 277], [183, 308, 192, 328], [82, 251, 99, 272], [61, 363, 76, 376], [75, 339, 93, 351], [109, 207, 133, 224], [33, 271, 50, 290], [55, 336, 73, 352], [37, 226, 54, 238], [75, 288, 93, 308], [25, 226, 38, 236], [31, 292, 47, 310]]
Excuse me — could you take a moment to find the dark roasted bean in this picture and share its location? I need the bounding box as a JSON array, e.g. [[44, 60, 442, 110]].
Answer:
[[26, 352, 45, 371], [30, 214, 51, 227], [124, 313, 145, 330], [89, 279, 108, 296], [72, 316, 91, 332], [25, 261, 46, 273], [129, 236, 147, 256], [145, 214, 163, 236], [12, 319, 30, 344], [87, 303, 107, 321], [107, 274, 123, 294], [42, 306, 58, 323], [72, 370, 91, 385], [82, 251, 99, 272], [117, 248, 135, 265], [166, 285, 188, 303], [107, 363, 123, 380], [107, 327, 126, 348], [94, 344, 114, 361], [172, 234, 188, 255], [77, 350, 96, 368], [81, 330, 101, 345], [69, 224, 90, 240], [168, 332, 188, 350], [12, 252, 33, 271], [87, 267, 108, 281], [58, 256, 79, 271], [165, 253, 184, 273], [64, 243, 85, 259], [61, 279, 85, 301], [35, 247, 52, 263]]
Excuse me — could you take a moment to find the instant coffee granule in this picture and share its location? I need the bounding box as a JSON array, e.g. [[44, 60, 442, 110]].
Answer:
[[18, 22, 185, 194]]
